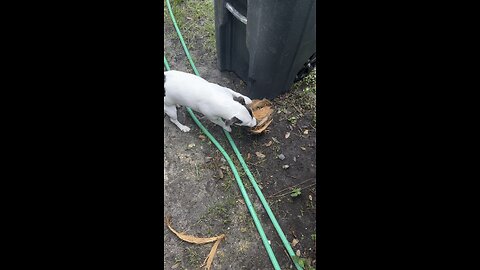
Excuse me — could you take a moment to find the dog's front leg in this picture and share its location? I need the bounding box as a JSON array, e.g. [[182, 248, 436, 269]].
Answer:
[[207, 116, 232, 132], [164, 104, 191, 132]]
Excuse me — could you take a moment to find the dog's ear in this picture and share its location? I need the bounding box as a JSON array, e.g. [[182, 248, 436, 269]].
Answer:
[[233, 96, 254, 118], [225, 116, 241, 126], [233, 96, 246, 106]]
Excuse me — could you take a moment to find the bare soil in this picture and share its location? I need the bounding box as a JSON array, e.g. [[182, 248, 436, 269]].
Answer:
[[164, 2, 316, 269]]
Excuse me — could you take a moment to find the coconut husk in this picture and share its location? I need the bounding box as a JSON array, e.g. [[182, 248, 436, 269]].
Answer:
[[249, 99, 274, 134]]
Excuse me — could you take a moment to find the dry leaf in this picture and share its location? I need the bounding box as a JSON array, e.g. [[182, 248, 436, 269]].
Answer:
[[201, 238, 223, 270], [256, 152, 266, 159], [165, 217, 223, 244], [264, 141, 273, 147], [292, 238, 299, 247], [165, 217, 225, 270], [285, 132, 291, 139]]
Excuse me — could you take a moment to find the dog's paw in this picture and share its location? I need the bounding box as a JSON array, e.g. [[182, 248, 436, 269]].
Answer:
[[224, 126, 232, 132], [180, 126, 191, 132]]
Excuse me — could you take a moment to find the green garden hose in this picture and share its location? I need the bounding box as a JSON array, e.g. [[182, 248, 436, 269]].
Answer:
[[165, 1, 303, 269], [163, 55, 170, 71], [164, 62, 280, 270]]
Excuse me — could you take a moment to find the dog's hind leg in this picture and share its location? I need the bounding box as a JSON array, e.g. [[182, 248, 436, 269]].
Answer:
[[164, 104, 191, 132]]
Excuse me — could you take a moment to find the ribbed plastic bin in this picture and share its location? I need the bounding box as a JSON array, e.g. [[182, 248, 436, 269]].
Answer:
[[214, 0, 316, 99]]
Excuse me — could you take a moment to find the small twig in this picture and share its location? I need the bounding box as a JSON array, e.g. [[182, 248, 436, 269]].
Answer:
[[246, 161, 265, 169], [293, 132, 308, 139], [268, 183, 317, 199], [284, 248, 293, 264], [292, 104, 303, 115], [298, 127, 305, 135], [291, 230, 298, 239], [267, 178, 316, 198]]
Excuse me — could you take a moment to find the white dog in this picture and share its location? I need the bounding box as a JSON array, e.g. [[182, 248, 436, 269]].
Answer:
[[164, 70, 257, 132]]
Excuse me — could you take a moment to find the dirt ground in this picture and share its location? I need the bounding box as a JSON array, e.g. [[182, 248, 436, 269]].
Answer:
[[164, 1, 316, 269]]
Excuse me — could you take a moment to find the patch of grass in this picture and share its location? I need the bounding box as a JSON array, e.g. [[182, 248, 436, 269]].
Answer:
[[276, 67, 317, 127], [221, 173, 234, 192], [297, 69, 317, 116], [200, 196, 237, 226], [292, 255, 316, 270], [290, 188, 302, 198], [185, 247, 202, 267], [170, 0, 216, 56], [288, 115, 298, 125]]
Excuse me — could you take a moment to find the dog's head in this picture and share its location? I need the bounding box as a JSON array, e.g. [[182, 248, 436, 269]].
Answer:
[[226, 96, 257, 128]]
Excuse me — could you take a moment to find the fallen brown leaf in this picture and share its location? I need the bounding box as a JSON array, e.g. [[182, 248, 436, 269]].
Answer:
[[165, 217, 225, 270]]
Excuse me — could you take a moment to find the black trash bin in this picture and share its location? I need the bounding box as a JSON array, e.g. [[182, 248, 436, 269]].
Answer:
[[214, 0, 316, 99]]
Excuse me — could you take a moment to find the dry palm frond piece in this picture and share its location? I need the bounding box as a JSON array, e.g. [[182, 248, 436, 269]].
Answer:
[[165, 216, 225, 270], [248, 99, 274, 134]]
